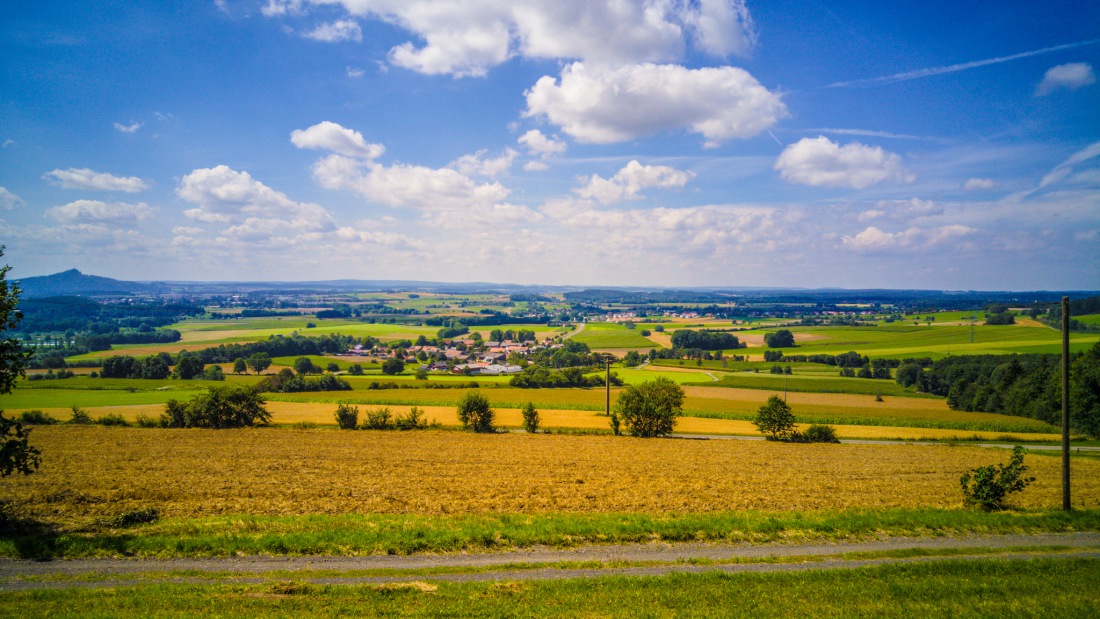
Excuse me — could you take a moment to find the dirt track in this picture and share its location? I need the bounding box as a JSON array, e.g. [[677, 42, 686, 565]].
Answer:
[[2, 532, 1097, 591]]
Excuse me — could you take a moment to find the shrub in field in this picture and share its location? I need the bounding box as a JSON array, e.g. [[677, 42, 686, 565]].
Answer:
[[615, 377, 684, 438], [69, 406, 94, 425], [457, 391, 495, 433], [96, 414, 130, 427], [335, 403, 359, 430], [363, 407, 394, 430], [202, 365, 225, 381], [395, 406, 430, 430], [802, 424, 839, 443], [754, 395, 795, 440], [134, 414, 159, 428], [18, 410, 58, 425], [294, 357, 319, 375], [348, 363, 364, 376], [960, 445, 1035, 511], [161, 386, 271, 429], [521, 402, 541, 433]]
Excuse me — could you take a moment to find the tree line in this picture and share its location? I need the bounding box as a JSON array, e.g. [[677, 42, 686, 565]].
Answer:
[[895, 344, 1100, 437]]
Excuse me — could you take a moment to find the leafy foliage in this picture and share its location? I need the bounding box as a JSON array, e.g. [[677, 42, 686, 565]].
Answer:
[[381, 358, 405, 375], [754, 395, 796, 440], [959, 446, 1036, 511], [614, 377, 684, 438], [764, 329, 796, 348], [801, 424, 840, 443], [669, 329, 740, 350], [335, 403, 359, 430], [456, 391, 495, 433], [521, 402, 540, 433], [161, 386, 271, 429]]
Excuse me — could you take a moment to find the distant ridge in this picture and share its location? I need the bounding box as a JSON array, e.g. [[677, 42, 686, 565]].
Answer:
[[15, 269, 162, 298]]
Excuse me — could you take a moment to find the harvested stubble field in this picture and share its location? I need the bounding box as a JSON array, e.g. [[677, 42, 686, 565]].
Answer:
[[5, 427, 1098, 525], [20, 402, 1064, 442]]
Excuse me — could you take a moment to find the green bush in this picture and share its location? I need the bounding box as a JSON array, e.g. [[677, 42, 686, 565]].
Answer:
[[521, 402, 541, 433], [96, 413, 130, 427], [395, 406, 430, 430], [801, 424, 840, 443], [335, 403, 359, 430], [960, 446, 1036, 511], [134, 414, 160, 428], [17, 410, 58, 425], [68, 406, 94, 425], [363, 407, 394, 430], [161, 386, 271, 429], [456, 391, 495, 433]]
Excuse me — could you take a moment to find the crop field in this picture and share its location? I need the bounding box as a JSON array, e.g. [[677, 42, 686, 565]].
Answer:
[[569, 323, 658, 349], [5, 427, 1098, 526], [735, 323, 1100, 359], [6, 376, 1065, 436]]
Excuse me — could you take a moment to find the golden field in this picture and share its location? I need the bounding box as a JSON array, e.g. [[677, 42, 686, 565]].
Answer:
[[18, 401, 1064, 442], [3, 427, 1097, 525]]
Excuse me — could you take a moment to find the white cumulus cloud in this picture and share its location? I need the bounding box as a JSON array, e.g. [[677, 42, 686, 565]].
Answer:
[[774, 137, 914, 189], [843, 224, 974, 251], [1036, 62, 1096, 96], [261, 0, 756, 77], [177, 165, 334, 232], [0, 187, 24, 209], [303, 19, 362, 43], [518, 129, 567, 157], [450, 148, 518, 177], [43, 168, 150, 193], [525, 62, 786, 146], [290, 121, 385, 159], [45, 200, 153, 223], [575, 160, 694, 204], [311, 154, 510, 211]]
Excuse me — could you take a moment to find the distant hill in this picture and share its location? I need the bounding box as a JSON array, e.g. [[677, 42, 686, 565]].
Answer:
[[15, 269, 162, 298]]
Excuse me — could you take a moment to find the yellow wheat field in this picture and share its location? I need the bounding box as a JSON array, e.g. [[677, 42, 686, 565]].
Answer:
[[3, 427, 1097, 525], [25, 402, 1064, 442]]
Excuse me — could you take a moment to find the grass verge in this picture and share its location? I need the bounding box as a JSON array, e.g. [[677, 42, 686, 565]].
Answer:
[[2, 508, 1098, 560], [0, 558, 1097, 617]]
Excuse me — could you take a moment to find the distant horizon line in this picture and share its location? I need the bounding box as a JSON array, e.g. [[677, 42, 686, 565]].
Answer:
[[14, 268, 1099, 296]]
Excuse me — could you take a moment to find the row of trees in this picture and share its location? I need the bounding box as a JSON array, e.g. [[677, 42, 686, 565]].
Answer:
[[896, 345, 1100, 437], [668, 329, 741, 351]]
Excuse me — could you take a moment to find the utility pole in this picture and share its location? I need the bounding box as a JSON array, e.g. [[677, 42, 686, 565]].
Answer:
[[1062, 297, 1071, 511], [604, 354, 612, 417]]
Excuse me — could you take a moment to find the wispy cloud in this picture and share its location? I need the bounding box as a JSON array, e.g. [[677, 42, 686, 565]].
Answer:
[[827, 38, 1100, 88], [113, 121, 143, 134], [804, 128, 937, 141]]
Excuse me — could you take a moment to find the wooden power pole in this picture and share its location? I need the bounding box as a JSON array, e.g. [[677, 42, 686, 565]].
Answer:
[[1061, 297, 1071, 511]]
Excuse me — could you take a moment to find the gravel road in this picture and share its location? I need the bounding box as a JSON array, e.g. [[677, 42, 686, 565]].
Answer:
[[2, 532, 1097, 591]]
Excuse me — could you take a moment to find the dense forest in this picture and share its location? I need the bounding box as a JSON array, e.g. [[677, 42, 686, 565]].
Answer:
[[896, 343, 1100, 437]]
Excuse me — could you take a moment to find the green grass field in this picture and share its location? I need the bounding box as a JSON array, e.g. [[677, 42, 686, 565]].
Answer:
[[739, 323, 1099, 359], [570, 323, 658, 349], [2, 557, 1097, 618], [1077, 313, 1100, 326]]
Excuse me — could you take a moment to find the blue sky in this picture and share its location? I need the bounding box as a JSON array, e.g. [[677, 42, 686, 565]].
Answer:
[[1, 1, 1098, 290]]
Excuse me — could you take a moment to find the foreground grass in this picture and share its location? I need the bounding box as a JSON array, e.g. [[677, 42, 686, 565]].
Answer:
[[1, 558, 1097, 618], [2, 508, 1098, 559]]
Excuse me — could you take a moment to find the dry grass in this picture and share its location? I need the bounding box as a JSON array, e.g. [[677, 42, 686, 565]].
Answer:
[[4, 427, 1096, 525]]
